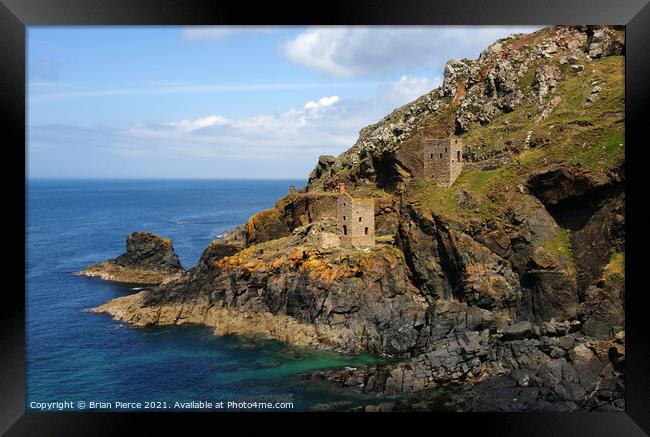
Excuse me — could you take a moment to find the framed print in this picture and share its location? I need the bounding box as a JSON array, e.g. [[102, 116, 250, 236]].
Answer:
[[2, 0, 649, 434]]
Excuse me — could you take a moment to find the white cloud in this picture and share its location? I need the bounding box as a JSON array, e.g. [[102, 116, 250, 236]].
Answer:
[[182, 26, 278, 41], [304, 95, 340, 110], [283, 28, 351, 76], [126, 94, 348, 153], [165, 115, 228, 132], [116, 74, 436, 158], [282, 26, 543, 77], [29, 74, 440, 177], [378, 75, 440, 108]]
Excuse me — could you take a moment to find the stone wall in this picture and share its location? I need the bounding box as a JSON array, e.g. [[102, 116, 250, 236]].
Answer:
[[337, 193, 375, 247], [422, 138, 463, 187], [449, 138, 463, 185]]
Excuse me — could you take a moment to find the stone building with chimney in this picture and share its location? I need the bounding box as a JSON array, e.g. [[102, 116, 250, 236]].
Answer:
[[336, 184, 375, 247], [421, 137, 463, 187]]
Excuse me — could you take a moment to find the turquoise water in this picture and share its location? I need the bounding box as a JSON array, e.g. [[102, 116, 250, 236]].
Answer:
[[26, 179, 385, 412]]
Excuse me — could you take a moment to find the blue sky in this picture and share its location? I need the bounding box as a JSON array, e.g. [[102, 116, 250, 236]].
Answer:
[[28, 26, 541, 179]]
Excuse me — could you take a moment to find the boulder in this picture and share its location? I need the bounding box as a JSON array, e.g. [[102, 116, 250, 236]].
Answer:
[[442, 59, 471, 98], [587, 26, 625, 58], [307, 155, 337, 186], [501, 321, 534, 340], [533, 65, 562, 104], [568, 343, 595, 364]]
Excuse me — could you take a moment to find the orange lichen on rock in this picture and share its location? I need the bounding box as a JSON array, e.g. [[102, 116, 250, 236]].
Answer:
[[452, 82, 467, 105], [212, 237, 385, 286]]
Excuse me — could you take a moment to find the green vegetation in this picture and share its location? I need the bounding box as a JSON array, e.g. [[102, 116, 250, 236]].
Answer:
[[568, 130, 624, 173], [461, 166, 515, 194], [518, 67, 536, 89], [340, 255, 352, 268], [459, 56, 624, 180], [406, 164, 516, 222], [407, 179, 463, 220], [545, 228, 574, 267], [373, 242, 405, 260], [409, 54, 624, 227], [375, 235, 395, 244], [488, 333, 503, 345], [603, 251, 625, 278], [515, 148, 543, 167]]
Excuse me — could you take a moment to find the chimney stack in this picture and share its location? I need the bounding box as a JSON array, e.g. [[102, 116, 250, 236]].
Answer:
[[338, 183, 346, 194]]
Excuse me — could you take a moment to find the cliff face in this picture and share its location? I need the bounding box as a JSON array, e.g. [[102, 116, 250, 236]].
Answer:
[[90, 25, 625, 411]]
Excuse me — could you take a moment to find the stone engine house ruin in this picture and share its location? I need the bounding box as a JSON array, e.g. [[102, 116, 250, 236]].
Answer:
[[336, 184, 375, 247], [421, 137, 464, 187], [326, 138, 462, 248]]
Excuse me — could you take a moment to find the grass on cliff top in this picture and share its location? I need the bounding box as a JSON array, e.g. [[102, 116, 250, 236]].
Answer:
[[502, 26, 554, 53], [407, 55, 625, 222], [460, 55, 624, 180], [542, 55, 624, 176], [406, 164, 515, 222]]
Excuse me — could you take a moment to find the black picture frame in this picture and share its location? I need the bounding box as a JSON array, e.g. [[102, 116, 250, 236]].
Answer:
[[2, 0, 649, 434]]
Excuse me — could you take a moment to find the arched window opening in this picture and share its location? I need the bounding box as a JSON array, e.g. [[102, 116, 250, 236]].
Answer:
[[343, 225, 348, 235]]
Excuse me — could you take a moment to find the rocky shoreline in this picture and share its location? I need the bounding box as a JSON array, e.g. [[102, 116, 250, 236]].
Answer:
[[81, 25, 625, 412], [304, 321, 625, 412]]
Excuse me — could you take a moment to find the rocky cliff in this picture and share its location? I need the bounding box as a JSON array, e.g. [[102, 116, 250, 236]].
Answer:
[[77, 232, 184, 284], [88, 25, 625, 411]]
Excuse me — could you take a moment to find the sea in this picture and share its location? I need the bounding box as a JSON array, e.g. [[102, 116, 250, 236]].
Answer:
[[26, 179, 387, 412]]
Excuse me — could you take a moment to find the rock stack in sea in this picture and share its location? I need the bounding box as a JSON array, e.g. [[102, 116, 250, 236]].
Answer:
[[76, 232, 184, 284]]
